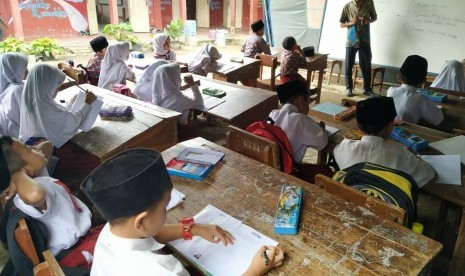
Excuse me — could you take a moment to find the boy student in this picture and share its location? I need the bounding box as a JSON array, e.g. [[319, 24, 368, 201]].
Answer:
[[241, 19, 271, 58], [387, 55, 444, 126], [87, 36, 109, 86], [81, 149, 284, 276], [333, 97, 436, 188], [0, 136, 92, 275], [279, 37, 306, 84]]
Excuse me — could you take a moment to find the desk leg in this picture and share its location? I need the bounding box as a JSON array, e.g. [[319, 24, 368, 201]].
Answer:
[[316, 69, 324, 104], [449, 207, 465, 276]]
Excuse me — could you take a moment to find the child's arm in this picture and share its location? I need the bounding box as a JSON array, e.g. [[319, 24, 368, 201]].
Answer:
[[154, 224, 235, 245], [242, 246, 285, 276], [11, 170, 46, 210]]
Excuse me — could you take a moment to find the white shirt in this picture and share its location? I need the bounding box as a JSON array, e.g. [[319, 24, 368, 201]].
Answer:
[[0, 83, 23, 138], [333, 136, 435, 188], [13, 177, 92, 255], [269, 104, 328, 162], [91, 224, 189, 276], [387, 84, 444, 126]]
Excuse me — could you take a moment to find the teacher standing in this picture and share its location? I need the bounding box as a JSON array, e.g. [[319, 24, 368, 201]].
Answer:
[[340, 0, 377, 97]]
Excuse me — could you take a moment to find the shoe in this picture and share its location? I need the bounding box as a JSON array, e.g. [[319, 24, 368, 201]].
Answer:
[[363, 90, 375, 96], [346, 89, 354, 97]]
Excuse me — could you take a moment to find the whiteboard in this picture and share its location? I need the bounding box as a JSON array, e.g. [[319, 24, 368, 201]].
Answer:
[[319, 0, 465, 73]]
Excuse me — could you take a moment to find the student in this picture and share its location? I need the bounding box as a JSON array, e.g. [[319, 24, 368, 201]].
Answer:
[[151, 63, 204, 125], [387, 55, 444, 126], [153, 33, 177, 61], [81, 148, 284, 276], [269, 81, 328, 163], [430, 60, 465, 92], [98, 42, 135, 90], [87, 36, 109, 86], [241, 19, 271, 58], [279, 37, 306, 84], [333, 96, 435, 188], [133, 60, 169, 102], [187, 44, 222, 76], [0, 136, 91, 275], [0, 53, 28, 138]]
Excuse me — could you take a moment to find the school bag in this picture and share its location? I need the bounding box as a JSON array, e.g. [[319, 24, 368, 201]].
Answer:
[[333, 162, 419, 226]]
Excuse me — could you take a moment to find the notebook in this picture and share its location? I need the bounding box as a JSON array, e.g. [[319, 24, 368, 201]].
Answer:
[[420, 155, 462, 185], [311, 102, 346, 116], [69, 91, 104, 132], [430, 136, 465, 165], [167, 189, 186, 210]]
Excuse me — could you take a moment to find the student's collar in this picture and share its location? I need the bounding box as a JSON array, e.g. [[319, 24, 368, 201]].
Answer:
[[360, 135, 385, 144], [400, 84, 417, 91], [107, 225, 165, 252], [282, 103, 299, 113]]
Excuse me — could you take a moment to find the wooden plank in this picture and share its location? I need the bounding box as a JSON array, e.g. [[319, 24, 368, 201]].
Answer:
[[163, 138, 442, 275], [212, 57, 261, 86]]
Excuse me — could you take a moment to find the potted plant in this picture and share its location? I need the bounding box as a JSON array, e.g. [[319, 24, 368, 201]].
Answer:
[[165, 19, 183, 48], [0, 36, 28, 53], [102, 23, 140, 49], [28, 37, 64, 61]]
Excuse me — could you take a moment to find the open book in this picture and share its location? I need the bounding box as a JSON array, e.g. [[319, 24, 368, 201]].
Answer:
[[169, 205, 278, 276]]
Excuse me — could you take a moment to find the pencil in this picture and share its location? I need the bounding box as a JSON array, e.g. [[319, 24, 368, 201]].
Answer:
[[67, 78, 88, 93], [262, 251, 269, 266]]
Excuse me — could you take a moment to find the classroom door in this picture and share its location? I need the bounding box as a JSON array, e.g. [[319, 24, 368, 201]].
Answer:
[[161, 0, 173, 28], [187, 0, 196, 20], [209, 0, 223, 28]]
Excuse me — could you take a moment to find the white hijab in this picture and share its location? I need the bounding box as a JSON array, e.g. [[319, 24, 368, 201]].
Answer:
[[19, 64, 85, 148], [153, 33, 170, 56], [98, 42, 130, 90], [188, 44, 222, 76], [431, 60, 465, 92], [152, 63, 182, 106], [0, 53, 28, 137], [133, 60, 169, 102]]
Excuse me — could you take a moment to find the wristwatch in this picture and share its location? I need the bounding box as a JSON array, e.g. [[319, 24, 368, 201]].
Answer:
[[181, 217, 195, 240]]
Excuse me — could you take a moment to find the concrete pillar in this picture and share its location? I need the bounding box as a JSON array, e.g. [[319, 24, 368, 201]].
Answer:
[[86, 0, 99, 35], [230, 0, 236, 33], [250, 0, 258, 26], [179, 0, 187, 21], [128, 0, 150, 32], [109, 0, 119, 24], [9, 0, 24, 39], [153, 0, 163, 30]]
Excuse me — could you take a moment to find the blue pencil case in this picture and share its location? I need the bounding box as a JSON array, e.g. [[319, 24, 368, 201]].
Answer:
[[130, 51, 145, 59], [416, 89, 447, 103], [391, 127, 429, 151], [274, 186, 303, 235]]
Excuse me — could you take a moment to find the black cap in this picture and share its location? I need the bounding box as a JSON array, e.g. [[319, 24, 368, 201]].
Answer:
[[81, 149, 173, 221], [276, 80, 309, 104], [0, 136, 13, 191], [356, 96, 397, 126], [400, 55, 428, 84], [251, 20, 265, 32], [90, 36, 109, 53]]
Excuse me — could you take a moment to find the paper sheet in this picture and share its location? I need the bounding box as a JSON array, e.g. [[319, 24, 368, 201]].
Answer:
[[169, 205, 278, 276], [311, 102, 346, 116], [430, 136, 465, 165], [420, 155, 462, 185], [167, 189, 186, 211], [71, 91, 104, 132], [201, 95, 226, 111], [325, 125, 340, 137]]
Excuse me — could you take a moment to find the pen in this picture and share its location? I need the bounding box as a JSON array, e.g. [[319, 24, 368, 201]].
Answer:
[[262, 251, 269, 266], [67, 78, 88, 93]]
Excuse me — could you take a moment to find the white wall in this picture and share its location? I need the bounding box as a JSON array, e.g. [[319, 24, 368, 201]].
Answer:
[[196, 0, 209, 27], [128, 0, 150, 32]]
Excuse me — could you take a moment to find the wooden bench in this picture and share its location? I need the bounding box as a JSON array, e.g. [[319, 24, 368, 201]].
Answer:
[[353, 64, 386, 92], [255, 54, 280, 91]]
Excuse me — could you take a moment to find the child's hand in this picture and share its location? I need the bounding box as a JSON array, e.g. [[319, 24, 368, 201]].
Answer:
[[2, 181, 17, 202], [318, 120, 326, 129], [127, 64, 134, 68], [183, 75, 196, 86], [192, 224, 235, 246], [243, 246, 285, 276], [85, 92, 97, 104]]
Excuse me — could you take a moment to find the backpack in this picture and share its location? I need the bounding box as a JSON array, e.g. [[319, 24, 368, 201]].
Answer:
[[333, 162, 419, 227], [112, 84, 135, 98], [245, 118, 295, 174]]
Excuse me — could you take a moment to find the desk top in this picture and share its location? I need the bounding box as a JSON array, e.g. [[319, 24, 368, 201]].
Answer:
[[214, 56, 260, 75], [57, 84, 181, 160], [163, 138, 442, 275]]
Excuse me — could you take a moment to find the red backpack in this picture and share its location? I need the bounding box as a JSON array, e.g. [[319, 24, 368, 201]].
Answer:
[[245, 119, 295, 174]]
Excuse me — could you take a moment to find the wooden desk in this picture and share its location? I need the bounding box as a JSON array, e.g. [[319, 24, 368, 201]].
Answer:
[[194, 75, 278, 129], [57, 84, 181, 161], [212, 57, 261, 87], [130, 58, 188, 82], [163, 138, 442, 275]]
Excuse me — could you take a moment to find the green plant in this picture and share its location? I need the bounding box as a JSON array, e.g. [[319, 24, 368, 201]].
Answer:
[[102, 23, 139, 45], [28, 37, 64, 58], [0, 36, 28, 53], [165, 19, 183, 42]]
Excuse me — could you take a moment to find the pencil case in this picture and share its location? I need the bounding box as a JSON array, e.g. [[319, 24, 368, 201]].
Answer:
[[202, 88, 226, 98], [130, 51, 145, 59], [274, 186, 302, 235], [99, 105, 133, 118], [416, 89, 447, 103], [390, 127, 428, 151]]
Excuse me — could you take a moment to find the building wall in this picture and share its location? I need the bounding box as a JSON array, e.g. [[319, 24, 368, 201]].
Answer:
[[0, 1, 14, 38], [19, 0, 90, 39]]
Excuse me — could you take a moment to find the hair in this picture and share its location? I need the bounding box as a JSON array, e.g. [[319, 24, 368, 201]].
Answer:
[[399, 72, 424, 86], [1, 141, 25, 176], [282, 36, 297, 51], [357, 122, 390, 135]]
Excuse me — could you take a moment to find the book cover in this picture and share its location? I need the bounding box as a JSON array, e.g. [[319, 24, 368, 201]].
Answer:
[[177, 147, 225, 165], [274, 186, 303, 235], [166, 158, 214, 180], [311, 102, 346, 116]]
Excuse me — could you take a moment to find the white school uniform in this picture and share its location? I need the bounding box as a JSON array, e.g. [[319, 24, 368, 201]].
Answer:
[[98, 42, 135, 90], [431, 60, 465, 92], [13, 177, 91, 255], [387, 84, 444, 126], [91, 223, 189, 276], [19, 64, 91, 148], [153, 33, 177, 61], [151, 63, 203, 125], [0, 53, 28, 137], [269, 103, 328, 162], [333, 135, 435, 188], [187, 44, 222, 76], [133, 60, 169, 102]]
